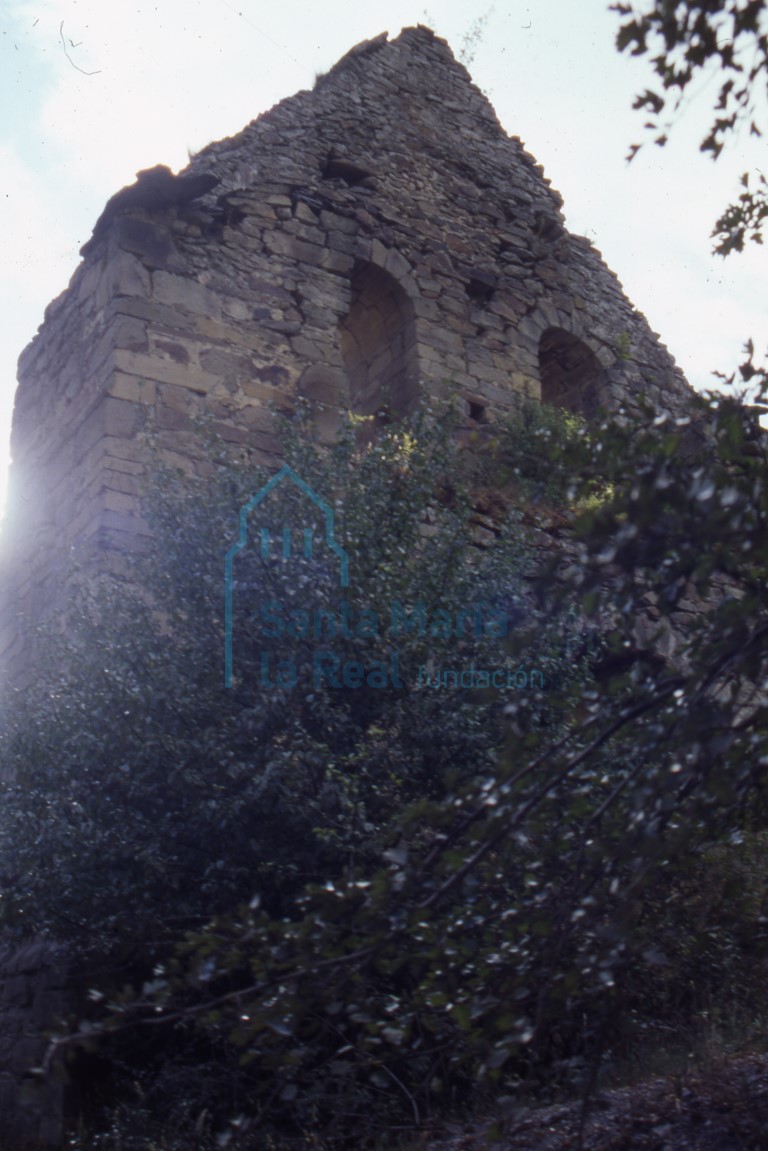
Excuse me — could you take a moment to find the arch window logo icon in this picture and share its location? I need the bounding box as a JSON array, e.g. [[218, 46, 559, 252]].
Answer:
[[224, 465, 349, 687]]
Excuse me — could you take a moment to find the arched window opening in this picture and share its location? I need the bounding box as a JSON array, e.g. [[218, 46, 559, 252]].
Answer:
[[538, 328, 605, 419], [340, 262, 418, 429]]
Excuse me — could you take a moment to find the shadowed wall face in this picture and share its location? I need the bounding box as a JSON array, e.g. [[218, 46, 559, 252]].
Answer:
[[341, 262, 419, 423], [539, 328, 607, 419]]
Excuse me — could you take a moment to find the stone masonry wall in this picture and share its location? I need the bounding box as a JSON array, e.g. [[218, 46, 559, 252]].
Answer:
[[0, 26, 693, 679]]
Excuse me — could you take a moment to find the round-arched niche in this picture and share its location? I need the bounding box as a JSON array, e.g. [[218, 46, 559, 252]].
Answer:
[[340, 261, 419, 427], [538, 327, 606, 419]]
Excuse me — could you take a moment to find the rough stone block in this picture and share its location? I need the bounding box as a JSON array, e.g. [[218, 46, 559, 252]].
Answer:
[[102, 436, 147, 463], [112, 314, 149, 353], [153, 271, 222, 318], [244, 202, 277, 221], [290, 334, 337, 360], [240, 379, 278, 404], [114, 349, 219, 394], [283, 218, 325, 244], [102, 489, 138, 514], [265, 231, 326, 266], [223, 297, 252, 321], [104, 396, 141, 437], [595, 345, 617, 368], [516, 315, 543, 343], [321, 249, 355, 275], [151, 337, 192, 364], [198, 347, 250, 378], [421, 325, 464, 354], [156, 403, 190, 431], [294, 201, 318, 223], [107, 250, 151, 299], [382, 247, 412, 280], [320, 210, 357, 234], [102, 468, 143, 496], [109, 373, 157, 405], [159, 382, 196, 412], [100, 508, 150, 537]]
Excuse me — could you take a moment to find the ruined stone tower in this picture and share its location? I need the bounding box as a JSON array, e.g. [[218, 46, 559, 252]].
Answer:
[[0, 25, 691, 679]]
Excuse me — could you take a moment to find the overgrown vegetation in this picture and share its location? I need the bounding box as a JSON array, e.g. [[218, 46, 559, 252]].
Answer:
[[3, 390, 768, 1148], [0, 403, 591, 1142], [1, 4, 765, 1146], [473, 398, 607, 507]]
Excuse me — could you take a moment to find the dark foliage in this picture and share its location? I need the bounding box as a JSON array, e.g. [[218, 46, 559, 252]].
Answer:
[[613, 0, 768, 259], [3, 393, 768, 1147]]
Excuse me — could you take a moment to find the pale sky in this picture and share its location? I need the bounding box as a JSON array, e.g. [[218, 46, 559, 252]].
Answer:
[[1, 0, 765, 517]]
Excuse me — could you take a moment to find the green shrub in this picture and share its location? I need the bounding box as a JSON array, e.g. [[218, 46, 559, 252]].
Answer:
[[5, 393, 768, 1148], [0, 406, 593, 1141], [471, 398, 603, 507]]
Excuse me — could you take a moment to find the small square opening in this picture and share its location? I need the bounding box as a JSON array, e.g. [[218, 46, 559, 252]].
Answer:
[[321, 155, 373, 186], [466, 276, 496, 304]]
